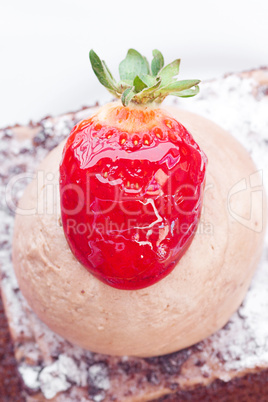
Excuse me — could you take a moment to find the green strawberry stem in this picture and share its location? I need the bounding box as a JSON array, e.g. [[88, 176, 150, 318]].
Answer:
[[89, 49, 200, 107]]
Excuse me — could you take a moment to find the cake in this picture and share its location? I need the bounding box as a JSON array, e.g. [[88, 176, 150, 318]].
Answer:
[[0, 67, 268, 401]]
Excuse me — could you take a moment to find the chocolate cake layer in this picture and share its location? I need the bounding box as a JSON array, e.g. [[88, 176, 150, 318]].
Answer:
[[0, 294, 25, 401], [0, 68, 268, 401]]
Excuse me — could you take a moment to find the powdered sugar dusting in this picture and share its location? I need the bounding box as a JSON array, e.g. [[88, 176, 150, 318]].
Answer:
[[88, 364, 110, 390], [19, 365, 40, 390], [0, 71, 268, 400], [38, 355, 87, 399]]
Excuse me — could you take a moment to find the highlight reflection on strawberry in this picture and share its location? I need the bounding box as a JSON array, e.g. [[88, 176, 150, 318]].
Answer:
[[60, 49, 207, 290]]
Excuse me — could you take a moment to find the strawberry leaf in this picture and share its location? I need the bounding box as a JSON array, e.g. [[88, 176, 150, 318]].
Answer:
[[119, 49, 150, 81], [151, 49, 164, 76], [171, 86, 200, 98], [133, 76, 148, 92], [133, 77, 162, 104], [154, 80, 200, 102], [89, 49, 200, 105], [160, 79, 201, 93], [119, 79, 133, 86], [157, 59, 181, 87], [143, 56, 150, 76], [118, 80, 133, 93], [121, 87, 136, 106], [89, 50, 119, 96], [139, 74, 156, 87], [102, 60, 118, 86]]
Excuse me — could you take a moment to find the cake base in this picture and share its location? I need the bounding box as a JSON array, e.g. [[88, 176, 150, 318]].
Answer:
[[0, 68, 268, 401], [0, 295, 24, 401]]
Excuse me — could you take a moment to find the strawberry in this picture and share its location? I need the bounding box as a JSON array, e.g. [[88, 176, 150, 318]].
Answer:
[[60, 49, 207, 290]]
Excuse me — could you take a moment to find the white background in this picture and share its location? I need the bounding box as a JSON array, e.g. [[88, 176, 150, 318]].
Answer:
[[0, 0, 267, 127]]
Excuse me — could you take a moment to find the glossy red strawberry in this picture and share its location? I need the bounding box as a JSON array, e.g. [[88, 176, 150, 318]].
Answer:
[[60, 49, 207, 290]]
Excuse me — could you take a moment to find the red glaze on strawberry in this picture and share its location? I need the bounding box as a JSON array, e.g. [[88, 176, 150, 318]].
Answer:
[[60, 49, 207, 289], [60, 103, 207, 289]]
